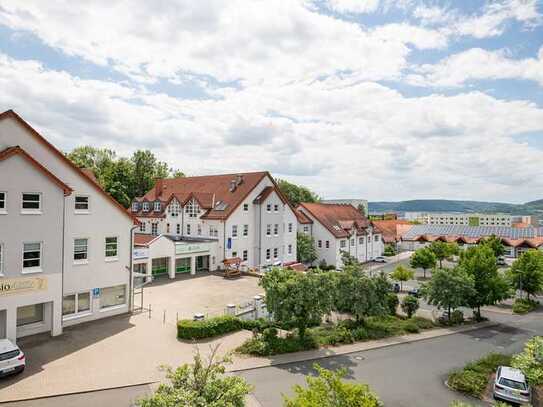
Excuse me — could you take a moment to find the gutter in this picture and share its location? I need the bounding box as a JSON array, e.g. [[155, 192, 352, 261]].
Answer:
[[128, 224, 139, 312]]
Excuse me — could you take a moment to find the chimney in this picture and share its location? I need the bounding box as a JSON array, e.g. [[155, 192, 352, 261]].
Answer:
[[236, 174, 243, 186], [155, 179, 164, 198], [229, 180, 237, 192]]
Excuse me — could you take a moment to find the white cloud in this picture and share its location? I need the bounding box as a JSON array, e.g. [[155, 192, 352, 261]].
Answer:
[[323, 0, 381, 14], [1, 53, 543, 202], [407, 47, 543, 87]]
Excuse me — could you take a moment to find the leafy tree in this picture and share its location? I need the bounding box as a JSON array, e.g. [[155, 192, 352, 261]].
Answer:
[[357, 203, 366, 217], [131, 149, 170, 198], [401, 295, 419, 318], [421, 268, 474, 319], [67, 146, 117, 181], [383, 245, 396, 257], [511, 336, 543, 386], [479, 235, 505, 258], [340, 250, 360, 268], [508, 250, 543, 299], [170, 169, 186, 178], [276, 178, 319, 207], [458, 245, 511, 320], [297, 233, 318, 264], [390, 265, 414, 291], [428, 241, 458, 268], [283, 364, 381, 407], [136, 347, 252, 407], [261, 268, 333, 339], [410, 247, 437, 279]]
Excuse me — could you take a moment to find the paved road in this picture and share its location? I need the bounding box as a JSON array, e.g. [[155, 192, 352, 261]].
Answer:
[[239, 310, 543, 407]]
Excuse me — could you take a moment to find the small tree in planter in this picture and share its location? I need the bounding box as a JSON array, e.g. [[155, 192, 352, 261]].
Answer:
[[390, 265, 414, 291], [508, 250, 543, 300], [401, 295, 419, 318], [410, 247, 437, 279]]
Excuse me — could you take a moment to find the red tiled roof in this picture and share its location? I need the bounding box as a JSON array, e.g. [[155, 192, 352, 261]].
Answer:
[[512, 222, 531, 228], [0, 146, 73, 196], [298, 203, 370, 238], [0, 110, 138, 225], [134, 233, 157, 246], [295, 209, 313, 224], [372, 220, 412, 243], [253, 186, 274, 204]]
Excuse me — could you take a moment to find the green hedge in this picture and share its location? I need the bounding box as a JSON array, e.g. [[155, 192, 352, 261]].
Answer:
[[513, 298, 539, 314], [177, 315, 243, 339]]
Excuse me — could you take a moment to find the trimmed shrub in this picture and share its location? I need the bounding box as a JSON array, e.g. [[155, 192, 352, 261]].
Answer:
[[386, 293, 399, 316], [411, 317, 436, 330], [401, 295, 419, 318], [177, 315, 242, 340], [513, 298, 539, 314], [237, 333, 318, 356], [403, 321, 420, 333]]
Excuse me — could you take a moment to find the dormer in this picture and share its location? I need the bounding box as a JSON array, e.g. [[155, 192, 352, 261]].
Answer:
[[142, 201, 150, 212], [154, 201, 162, 212], [131, 201, 140, 212]]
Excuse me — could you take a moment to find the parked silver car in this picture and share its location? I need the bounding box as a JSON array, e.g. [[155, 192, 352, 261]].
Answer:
[[0, 339, 25, 378], [493, 366, 531, 404]]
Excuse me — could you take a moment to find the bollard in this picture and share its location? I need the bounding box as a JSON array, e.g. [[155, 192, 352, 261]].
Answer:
[[163, 310, 166, 324], [226, 304, 236, 316], [149, 304, 152, 319], [176, 312, 179, 323]]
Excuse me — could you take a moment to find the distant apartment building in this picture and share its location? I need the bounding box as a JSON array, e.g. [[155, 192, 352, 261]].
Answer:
[[130, 172, 298, 276], [419, 213, 513, 227], [0, 110, 135, 343], [296, 203, 383, 269]]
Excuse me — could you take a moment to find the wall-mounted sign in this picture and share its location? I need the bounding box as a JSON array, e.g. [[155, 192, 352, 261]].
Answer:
[[175, 243, 209, 255], [0, 277, 47, 296], [92, 288, 101, 298]]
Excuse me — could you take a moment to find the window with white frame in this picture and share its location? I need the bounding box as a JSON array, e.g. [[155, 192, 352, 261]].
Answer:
[[131, 202, 139, 212], [151, 223, 158, 235], [266, 224, 271, 236], [273, 224, 279, 236], [17, 304, 44, 326], [274, 204, 278, 212], [185, 199, 200, 218], [142, 202, 150, 212], [168, 199, 181, 217], [340, 240, 346, 248], [140, 222, 146, 232], [23, 242, 42, 270], [288, 223, 293, 233], [374, 235, 380, 242], [100, 285, 126, 309], [266, 203, 271, 212], [209, 225, 218, 237], [243, 250, 248, 261], [0, 243, 3, 274], [273, 248, 278, 259], [0, 192, 6, 211], [176, 224, 181, 234], [105, 237, 118, 258], [154, 201, 161, 212], [186, 224, 191, 235], [75, 196, 89, 212], [197, 224, 202, 235], [351, 239, 355, 247], [243, 203, 249, 211], [243, 224, 248, 237], [303, 226, 309, 233], [318, 240, 322, 248], [266, 248, 271, 261], [166, 223, 170, 233], [22, 193, 41, 211], [232, 251, 237, 258], [359, 237, 364, 244], [62, 291, 91, 316], [325, 240, 330, 249], [232, 225, 238, 238], [288, 244, 292, 255], [74, 238, 88, 261]]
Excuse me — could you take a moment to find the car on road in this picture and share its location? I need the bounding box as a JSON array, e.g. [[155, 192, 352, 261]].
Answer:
[[497, 256, 507, 266], [392, 283, 400, 293], [0, 339, 25, 378], [407, 287, 420, 297], [373, 256, 387, 263], [493, 366, 531, 404]]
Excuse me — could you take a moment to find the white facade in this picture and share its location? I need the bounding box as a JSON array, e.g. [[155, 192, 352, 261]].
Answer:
[[0, 112, 134, 342], [422, 212, 512, 227]]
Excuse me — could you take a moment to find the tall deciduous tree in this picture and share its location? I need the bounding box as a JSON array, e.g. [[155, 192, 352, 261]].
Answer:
[[390, 265, 414, 291], [131, 149, 170, 198], [283, 364, 381, 407], [479, 235, 505, 258], [410, 247, 437, 279], [276, 178, 319, 207], [458, 245, 511, 320], [508, 250, 543, 299], [421, 267, 474, 319], [261, 268, 333, 339], [428, 241, 458, 268], [297, 233, 318, 264]]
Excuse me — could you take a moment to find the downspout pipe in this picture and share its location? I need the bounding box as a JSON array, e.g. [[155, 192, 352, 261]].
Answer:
[[129, 224, 139, 312]]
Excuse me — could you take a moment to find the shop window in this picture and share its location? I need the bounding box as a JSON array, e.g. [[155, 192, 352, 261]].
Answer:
[[100, 285, 126, 309], [17, 303, 44, 326]]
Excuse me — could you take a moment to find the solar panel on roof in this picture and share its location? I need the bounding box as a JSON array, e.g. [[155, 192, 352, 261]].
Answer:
[[402, 224, 542, 240]]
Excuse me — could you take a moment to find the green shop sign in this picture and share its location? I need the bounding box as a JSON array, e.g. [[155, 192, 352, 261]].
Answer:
[[175, 244, 208, 255]]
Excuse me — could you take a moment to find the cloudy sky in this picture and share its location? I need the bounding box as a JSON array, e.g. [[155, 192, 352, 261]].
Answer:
[[1, 1, 542, 203]]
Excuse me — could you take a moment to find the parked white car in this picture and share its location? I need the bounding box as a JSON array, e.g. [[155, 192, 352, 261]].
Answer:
[[373, 256, 387, 263], [493, 366, 531, 404], [0, 339, 25, 378]]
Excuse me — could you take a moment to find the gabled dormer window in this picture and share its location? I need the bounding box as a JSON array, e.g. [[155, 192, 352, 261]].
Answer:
[[142, 202, 150, 212], [131, 202, 139, 212], [154, 201, 161, 212], [185, 199, 200, 218]]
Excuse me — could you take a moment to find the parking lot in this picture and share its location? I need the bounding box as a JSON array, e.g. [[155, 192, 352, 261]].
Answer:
[[0, 273, 262, 402]]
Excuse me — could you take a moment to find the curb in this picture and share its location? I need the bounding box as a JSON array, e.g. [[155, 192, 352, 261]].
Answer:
[[228, 321, 498, 373]]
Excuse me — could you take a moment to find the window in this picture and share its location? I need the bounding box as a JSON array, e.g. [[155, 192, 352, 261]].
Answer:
[[62, 292, 91, 316], [351, 239, 355, 247], [186, 224, 191, 235], [243, 203, 249, 211], [75, 196, 89, 212], [105, 237, 118, 258], [303, 226, 309, 233], [273, 248, 278, 259], [243, 224, 249, 237], [151, 223, 158, 235], [340, 240, 346, 248], [243, 250, 248, 261], [288, 223, 293, 233], [232, 251, 237, 258], [74, 238, 88, 261], [166, 223, 170, 233], [273, 224, 279, 236], [209, 225, 218, 238], [266, 203, 271, 212], [23, 242, 41, 269], [197, 224, 202, 236], [168, 199, 181, 217], [359, 237, 364, 244], [0, 192, 6, 212], [185, 199, 200, 218], [100, 285, 126, 309], [374, 235, 380, 242], [143, 202, 150, 212], [232, 225, 238, 238], [22, 193, 41, 211], [131, 202, 139, 212], [17, 304, 44, 326], [274, 204, 279, 212], [140, 222, 146, 233], [176, 224, 181, 234], [288, 244, 292, 255], [318, 240, 322, 248], [266, 249, 271, 261], [266, 224, 271, 236], [0, 243, 3, 274], [154, 201, 161, 212], [325, 240, 330, 249]]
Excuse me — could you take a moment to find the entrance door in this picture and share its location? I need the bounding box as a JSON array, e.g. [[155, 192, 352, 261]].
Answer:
[[196, 255, 209, 272], [176, 258, 191, 274], [151, 257, 169, 275]]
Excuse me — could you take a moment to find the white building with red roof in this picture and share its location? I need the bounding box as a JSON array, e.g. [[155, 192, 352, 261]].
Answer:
[[296, 202, 384, 269], [130, 172, 298, 275]]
